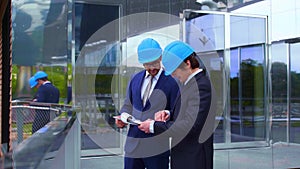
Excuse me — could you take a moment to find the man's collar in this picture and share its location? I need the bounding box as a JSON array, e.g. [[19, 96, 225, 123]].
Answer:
[[145, 68, 163, 80], [184, 68, 203, 85], [43, 81, 51, 85]]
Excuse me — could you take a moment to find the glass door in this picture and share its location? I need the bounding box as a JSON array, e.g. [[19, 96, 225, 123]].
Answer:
[[183, 10, 268, 148], [289, 42, 300, 143], [230, 45, 266, 143], [73, 1, 124, 157]]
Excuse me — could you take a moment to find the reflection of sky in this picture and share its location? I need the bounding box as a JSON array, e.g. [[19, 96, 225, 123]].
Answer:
[[186, 14, 225, 52], [272, 43, 300, 73], [241, 46, 264, 64], [230, 46, 264, 78], [291, 43, 300, 73], [271, 43, 287, 63], [230, 49, 239, 78]]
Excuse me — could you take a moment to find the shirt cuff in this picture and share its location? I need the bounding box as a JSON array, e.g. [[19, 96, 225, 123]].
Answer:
[[149, 120, 155, 133]]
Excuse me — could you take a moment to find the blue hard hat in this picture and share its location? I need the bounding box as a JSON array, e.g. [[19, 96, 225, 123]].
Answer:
[[29, 76, 38, 88], [34, 71, 48, 80], [137, 38, 162, 64], [162, 41, 194, 75]]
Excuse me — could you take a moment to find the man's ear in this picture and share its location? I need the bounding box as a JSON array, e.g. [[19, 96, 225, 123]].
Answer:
[[185, 60, 191, 68]]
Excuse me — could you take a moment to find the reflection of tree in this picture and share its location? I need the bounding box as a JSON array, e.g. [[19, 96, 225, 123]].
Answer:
[[230, 76, 238, 104], [291, 71, 300, 103], [241, 59, 264, 101], [271, 62, 287, 102], [230, 58, 264, 115], [271, 62, 300, 121]]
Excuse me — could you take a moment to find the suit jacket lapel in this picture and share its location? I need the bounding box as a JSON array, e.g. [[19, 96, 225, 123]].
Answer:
[[136, 70, 146, 106], [152, 70, 164, 90], [146, 70, 165, 103]]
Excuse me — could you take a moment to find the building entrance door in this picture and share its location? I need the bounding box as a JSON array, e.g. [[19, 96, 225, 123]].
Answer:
[[73, 2, 125, 157], [183, 10, 269, 148]]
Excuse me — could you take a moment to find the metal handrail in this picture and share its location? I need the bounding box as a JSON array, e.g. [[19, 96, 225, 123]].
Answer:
[[6, 104, 77, 169], [11, 101, 70, 145]]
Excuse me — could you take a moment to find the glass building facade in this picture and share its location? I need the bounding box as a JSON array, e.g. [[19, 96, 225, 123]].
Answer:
[[9, 0, 300, 168]]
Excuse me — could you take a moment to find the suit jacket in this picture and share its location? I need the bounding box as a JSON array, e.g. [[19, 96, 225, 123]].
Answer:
[[154, 71, 213, 169], [36, 82, 60, 103], [32, 82, 60, 133], [120, 69, 179, 158]]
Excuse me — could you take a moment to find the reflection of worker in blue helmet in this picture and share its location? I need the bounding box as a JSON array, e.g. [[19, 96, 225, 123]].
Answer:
[[115, 38, 179, 169], [138, 41, 213, 169], [28, 76, 39, 101], [29, 76, 38, 88], [31, 71, 60, 133], [33, 71, 60, 103]]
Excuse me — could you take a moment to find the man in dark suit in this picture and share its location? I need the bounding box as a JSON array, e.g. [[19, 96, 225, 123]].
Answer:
[[139, 41, 214, 169], [31, 71, 60, 133], [115, 38, 179, 169]]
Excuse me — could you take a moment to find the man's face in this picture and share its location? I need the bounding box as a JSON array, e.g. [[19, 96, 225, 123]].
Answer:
[[36, 79, 43, 87], [35, 82, 42, 88], [143, 58, 161, 76]]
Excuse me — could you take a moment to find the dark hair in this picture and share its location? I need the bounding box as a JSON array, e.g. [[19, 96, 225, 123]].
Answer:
[[183, 52, 199, 69], [38, 77, 48, 81], [178, 52, 207, 75]]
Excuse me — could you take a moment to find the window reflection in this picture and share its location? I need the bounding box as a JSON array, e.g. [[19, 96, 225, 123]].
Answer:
[[271, 43, 288, 143], [290, 43, 300, 143], [230, 45, 265, 142], [12, 0, 69, 103], [74, 2, 121, 151]]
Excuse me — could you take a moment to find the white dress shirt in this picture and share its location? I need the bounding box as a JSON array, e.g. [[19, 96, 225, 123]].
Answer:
[[141, 68, 163, 99]]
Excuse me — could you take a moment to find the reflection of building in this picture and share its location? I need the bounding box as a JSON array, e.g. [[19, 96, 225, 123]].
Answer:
[[1, 0, 300, 168]]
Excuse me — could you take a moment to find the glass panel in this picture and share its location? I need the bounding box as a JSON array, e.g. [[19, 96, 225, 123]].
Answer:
[[230, 15, 266, 48], [184, 12, 226, 144], [271, 43, 288, 142], [241, 45, 265, 141], [230, 48, 241, 141], [194, 51, 225, 144], [290, 43, 300, 143], [185, 13, 225, 52], [210, 51, 225, 143], [74, 2, 122, 153], [186, 11, 267, 146], [12, 0, 69, 102], [231, 45, 266, 142]]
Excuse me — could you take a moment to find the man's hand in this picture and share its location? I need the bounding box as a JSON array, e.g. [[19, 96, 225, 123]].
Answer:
[[115, 119, 127, 128], [155, 110, 169, 121], [138, 119, 153, 133]]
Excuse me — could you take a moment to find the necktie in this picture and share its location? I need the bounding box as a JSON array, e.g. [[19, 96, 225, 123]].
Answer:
[[143, 75, 154, 106]]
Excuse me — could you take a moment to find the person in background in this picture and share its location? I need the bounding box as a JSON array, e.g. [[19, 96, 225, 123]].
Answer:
[[29, 76, 39, 101], [138, 41, 214, 169], [33, 71, 60, 103], [115, 38, 179, 169], [30, 71, 60, 133]]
